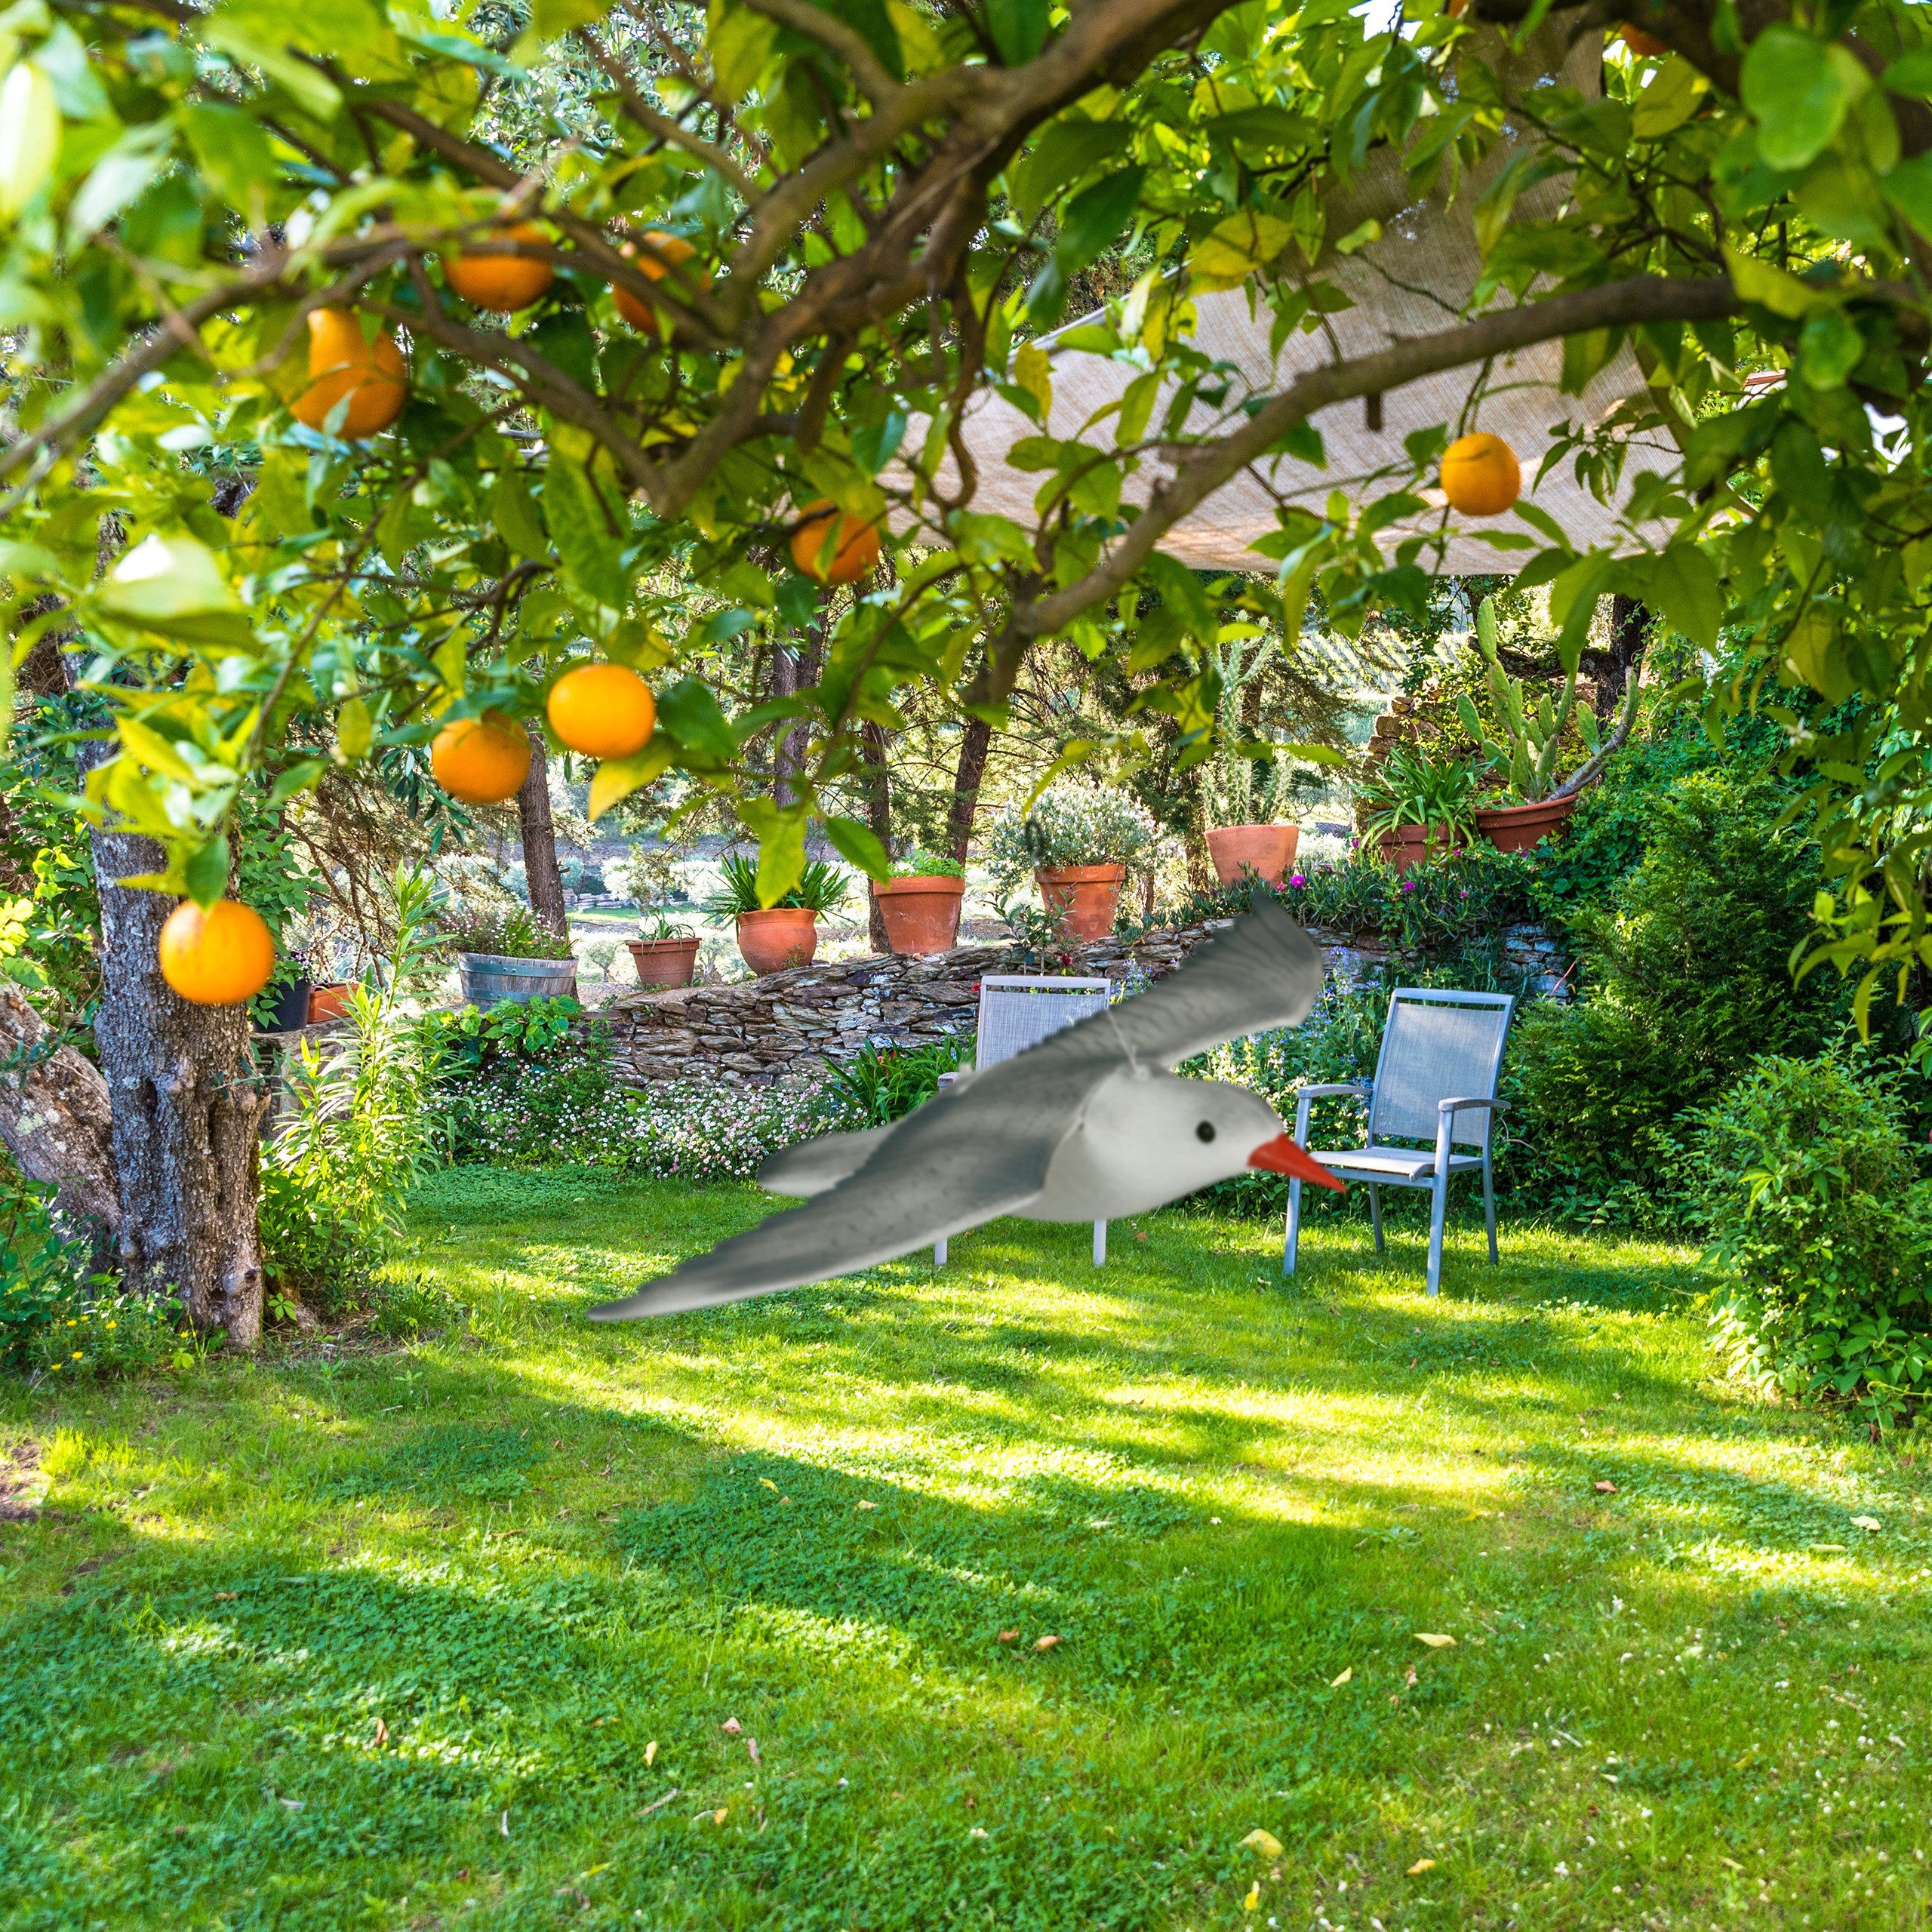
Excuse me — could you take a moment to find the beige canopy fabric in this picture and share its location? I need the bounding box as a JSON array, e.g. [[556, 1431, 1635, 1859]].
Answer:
[[930, 28, 1677, 576]]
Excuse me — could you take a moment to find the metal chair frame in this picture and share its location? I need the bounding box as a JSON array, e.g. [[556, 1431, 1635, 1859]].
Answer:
[[1283, 985, 1517, 1297], [934, 974, 1112, 1266]]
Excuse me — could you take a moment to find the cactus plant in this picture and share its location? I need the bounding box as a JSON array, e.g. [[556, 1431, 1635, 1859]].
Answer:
[[1456, 597, 1600, 804]]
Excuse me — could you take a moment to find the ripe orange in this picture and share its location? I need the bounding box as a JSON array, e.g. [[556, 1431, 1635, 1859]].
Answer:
[[546, 663, 657, 760], [1618, 21, 1668, 54], [614, 232, 709, 336], [443, 223, 554, 312], [1439, 432, 1521, 518], [789, 500, 881, 586], [430, 709, 532, 804], [291, 308, 408, 438], [158, 898, 276, 1007]]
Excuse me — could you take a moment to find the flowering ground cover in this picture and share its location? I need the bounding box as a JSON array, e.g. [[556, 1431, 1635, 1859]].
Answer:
[[2, 1173, 1929, 1930]]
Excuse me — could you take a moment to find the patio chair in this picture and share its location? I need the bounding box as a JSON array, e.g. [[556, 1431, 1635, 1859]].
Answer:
[[934, 973, 1114, 1267], [1283, 986, 1517, 1297]]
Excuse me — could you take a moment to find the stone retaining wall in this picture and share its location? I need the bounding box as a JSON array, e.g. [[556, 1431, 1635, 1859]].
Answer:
[[597, 920, 1570, 1090]]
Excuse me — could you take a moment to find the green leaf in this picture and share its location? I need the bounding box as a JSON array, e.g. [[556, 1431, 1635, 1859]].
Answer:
[[201, 17, 343, 118], [492, 465, 550, 561], [184, 833, 231, 909], [1722, 246, 1832, 320], [851, 411, 907, 475], [1631, 55, 1706, 139], [266, 758, 326, 806], [587, 739, 674, 820], [755, 810, 807, 907], [1641, 543, 1723, 651], [336, 695, 372, 762], [66, 118, 175, 246], [1740, 26, 1860, 171], [984, 0, 1047, 65], [655, 675, 736, 765], [1798, 308, 1865, 389], [707, 0, 777, 98], [1881, 153, 1932, 240], [1008, 116, 1135, 220], [545, 461, 629, 610], [531, 0, 606, 39], [179, 103, 275, 215], [0, 62, 60, 219], [1054, 167, 1144, 278], [97, 534, 251, 645], [825, 814, 889, 880]]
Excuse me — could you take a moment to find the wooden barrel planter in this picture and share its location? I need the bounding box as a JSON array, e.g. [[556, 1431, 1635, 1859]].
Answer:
[[874, 875, 964, 955], [1035, 863, 1125, 940], [626, 937, 701, 989], [459, 952, 577, 1006], [1206, 823, 1300, 888], [1475, 794, 1577, 854]]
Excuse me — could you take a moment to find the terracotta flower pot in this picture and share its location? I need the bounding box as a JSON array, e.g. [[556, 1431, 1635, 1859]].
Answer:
[[626, 936, 700, 989], [736, 908, 818, 976], [1206, 823, 1300, 889], [307, 981, 352, 1023], [1475, 793, 1578, 854], [874, 875, 964, 955], [1035, 863, 1125, 941], [1379, 825, 1465, 872]]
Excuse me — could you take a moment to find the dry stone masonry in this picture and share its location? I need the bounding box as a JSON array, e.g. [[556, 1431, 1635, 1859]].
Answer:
[[598, 920, 1569, 1091]]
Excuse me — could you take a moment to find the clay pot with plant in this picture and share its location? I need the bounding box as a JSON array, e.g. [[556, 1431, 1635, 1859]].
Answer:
[[987, 780, 1159, 943], [626, 907, 700, 989], [1358, 741, 1484, 871], [441, 904, 577, 1007], [706, 853, 851, 976], [873, 851, 967, 956], [1459, 595, 1643, 854]]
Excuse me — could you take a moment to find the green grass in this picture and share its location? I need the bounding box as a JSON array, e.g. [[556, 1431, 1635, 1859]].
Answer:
[[3, 1172, 1930, 1932]]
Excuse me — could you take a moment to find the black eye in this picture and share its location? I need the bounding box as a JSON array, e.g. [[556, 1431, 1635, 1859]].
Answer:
[[1195, 1121, 1217, 1143]]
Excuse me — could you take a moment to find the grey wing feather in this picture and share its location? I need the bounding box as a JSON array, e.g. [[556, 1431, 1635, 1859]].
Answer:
[[758, 1125, 895, 1197], [1031, 898, 1321, 1071], [587, 1066, 1091, 1320]]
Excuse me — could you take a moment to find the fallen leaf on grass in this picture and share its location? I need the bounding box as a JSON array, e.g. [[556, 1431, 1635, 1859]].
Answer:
[[214, 1591, 238, 1602], [1807, 1543, 1847, 1553], [1242, 1829, 1284, 1859], [371, 1717, 388, 1747], [1242, 1881, 1260, 1911], [1851, 1515, 1881, 1532], [721, 1718, 742, 1735], [645, 1740, 658, 1767], [1407, 1858, 1437, 1876], [712, 1807, 728, 1825], [998, 1630, 1020, 1644], [856, 1499, 876, 1510], [1594, 1481, 1617, 1494], [1330, 1667, 1352, 1687], [1720, 1855, 1745, 1872], [1034, 1633, 1062, 1651], [758, 1478, 780, 1493], [1414, 1632, 1457, 1649], [746, 1737, 760, 1765]]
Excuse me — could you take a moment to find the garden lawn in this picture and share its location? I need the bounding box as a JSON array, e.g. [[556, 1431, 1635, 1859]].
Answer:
[[2, 1174, 1930, 1932]]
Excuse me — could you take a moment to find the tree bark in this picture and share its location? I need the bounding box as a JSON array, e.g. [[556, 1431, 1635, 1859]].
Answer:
[[517, 725, 571, 941], [1582, 594, 1654, 721], [943, 715, 992, 863], [88, 820, 269, 1346], [0, 983, 118, 1241], [771, 618, 826, 809], [859, 720, 894, 954]]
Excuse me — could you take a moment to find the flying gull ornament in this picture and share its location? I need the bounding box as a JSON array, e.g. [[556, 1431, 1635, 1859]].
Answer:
[[588, 898, 1343, 1321]]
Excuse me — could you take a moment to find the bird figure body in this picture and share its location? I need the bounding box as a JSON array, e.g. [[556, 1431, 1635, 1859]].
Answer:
[[589, 900, 1343, 1321]]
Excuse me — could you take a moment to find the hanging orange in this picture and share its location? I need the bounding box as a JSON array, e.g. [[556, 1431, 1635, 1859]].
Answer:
[[158, 898, 277, 1007], [442, 223, 554, 312], [1439, 433, 1521, 517], [613, 231, 709, 336], [430, 710, 532, 804], [1618, 21, 1668, 53], [290, 308, 408, 438], [789, 500, 881, 586], [546, 663, 657, 761]]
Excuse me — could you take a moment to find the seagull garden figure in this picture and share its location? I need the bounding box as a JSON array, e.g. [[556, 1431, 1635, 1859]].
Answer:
[[588, 899, 1343, 1321]]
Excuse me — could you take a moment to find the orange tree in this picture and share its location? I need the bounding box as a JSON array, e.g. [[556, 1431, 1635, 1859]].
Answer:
[[9, 0, 1932, 1331]]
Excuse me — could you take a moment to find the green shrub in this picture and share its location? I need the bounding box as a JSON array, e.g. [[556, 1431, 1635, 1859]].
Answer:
[[428, 995, 626, 1168], [821, 1037, 974, 1126], [1688, 1053, 1932, 1431]]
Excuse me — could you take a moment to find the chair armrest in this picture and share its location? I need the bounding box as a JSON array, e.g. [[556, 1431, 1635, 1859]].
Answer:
[[1437, 1095, 1509, 1115], [1297, 1083, 1372, 1100]]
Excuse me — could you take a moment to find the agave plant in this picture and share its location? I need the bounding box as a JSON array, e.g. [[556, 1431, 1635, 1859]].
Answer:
[[703, 851, 852, 918], [1356, 740, 1484, 850]]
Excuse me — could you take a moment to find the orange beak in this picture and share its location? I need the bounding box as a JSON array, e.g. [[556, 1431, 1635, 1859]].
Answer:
[[1248, 1132, 1346, 1193]]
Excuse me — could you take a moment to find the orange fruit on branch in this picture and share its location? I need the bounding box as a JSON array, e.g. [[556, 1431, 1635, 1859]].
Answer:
[[442, 222, 554, 312], [291, 308, 408, 439], [430, 709, 532, 804], [1439, 432, 1521, 517], [789, 500, 881, 586], [1618, 21, 1668, 54], [158, 898, 276, 1007], [547, 663, 657, 760], [613, 231, 709, 337]]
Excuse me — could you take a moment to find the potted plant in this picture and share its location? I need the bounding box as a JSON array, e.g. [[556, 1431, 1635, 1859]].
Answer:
[[872, 849, 967, 955], [987, 780, 1158, 941], [308, 980, 352, 1023], [626, 906, 702, 988], [704, 852, 851, 975], [1358, 740, 1483, 871], [1198, 631, 1319, 888], [253, 944, 315, 1033], [1458, 595, 1642, 853], [441, 904, 577, 1005]]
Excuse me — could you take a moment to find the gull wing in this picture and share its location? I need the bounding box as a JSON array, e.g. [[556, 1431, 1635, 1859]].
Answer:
[[1029, 897, 1323, 1072], [587, 1059, 1098, 1319]]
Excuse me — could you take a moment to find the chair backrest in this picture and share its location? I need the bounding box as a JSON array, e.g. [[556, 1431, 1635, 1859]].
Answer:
[[1367, 986, 1516, 1147], [975, 974, 1112, 1070]]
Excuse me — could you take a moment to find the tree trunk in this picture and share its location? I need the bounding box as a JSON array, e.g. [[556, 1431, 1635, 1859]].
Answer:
[[1583, 594, 1654, 721], [859, 720, 894, 955], [0, 983, 118, 1243], [517, 725, 571, 941], [88, 823, 269, 1346], [943, 715, 992, 863], [771, 619, 826, 808]]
